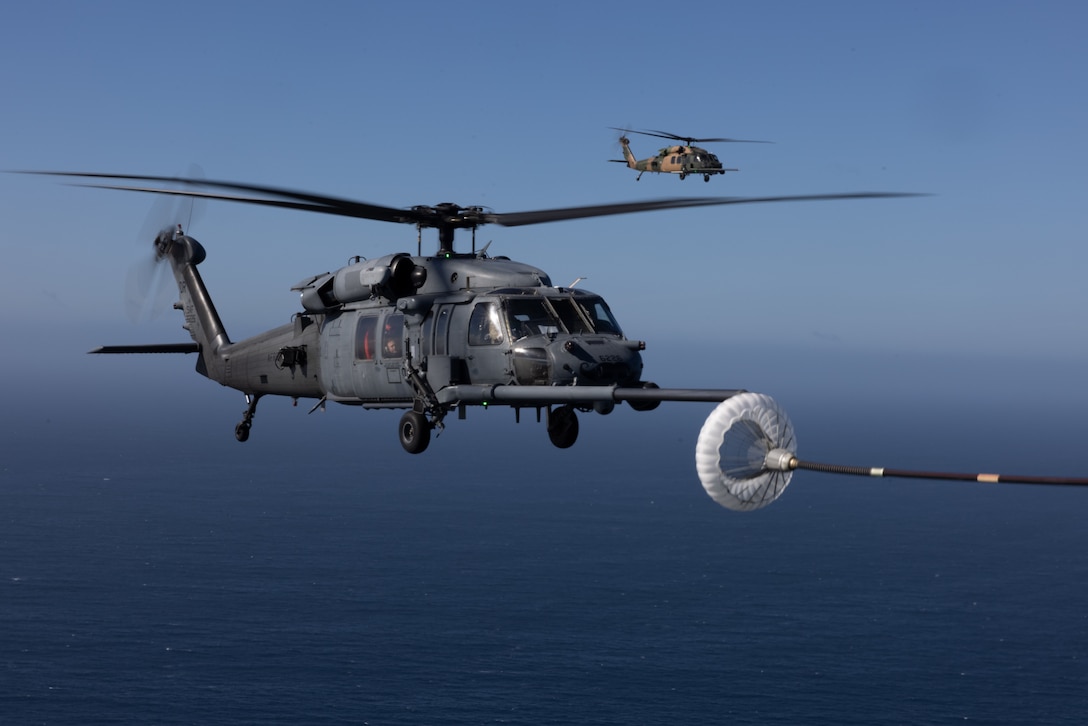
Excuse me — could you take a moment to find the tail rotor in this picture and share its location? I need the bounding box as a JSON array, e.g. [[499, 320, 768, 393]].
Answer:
[[125, 165, 204, 322]]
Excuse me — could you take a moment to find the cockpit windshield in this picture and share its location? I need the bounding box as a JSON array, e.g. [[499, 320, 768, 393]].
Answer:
[[549, 298, 592, 334], [577, 297, 622, 335], [505, 298, 561, 339], [502, 294, 622, 339]]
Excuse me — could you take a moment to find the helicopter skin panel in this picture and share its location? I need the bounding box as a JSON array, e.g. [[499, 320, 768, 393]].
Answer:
[[219, 321, 324, 398]]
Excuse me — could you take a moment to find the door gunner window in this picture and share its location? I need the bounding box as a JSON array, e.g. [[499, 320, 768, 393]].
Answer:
[[382, 314, 404, 359], [355, 316, 378, 360]]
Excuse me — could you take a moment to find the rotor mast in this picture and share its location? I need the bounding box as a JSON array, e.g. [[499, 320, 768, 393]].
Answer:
[[421, 202, 485, 257], [437, 221, 457, 256]]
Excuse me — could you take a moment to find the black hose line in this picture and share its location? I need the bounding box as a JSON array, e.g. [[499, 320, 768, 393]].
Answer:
[[792, 459, 1088, 487]]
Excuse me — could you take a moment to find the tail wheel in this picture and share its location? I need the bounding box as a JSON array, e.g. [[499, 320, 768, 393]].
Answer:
[[547, 405, 579, 449], [398, 410, 431, 454]]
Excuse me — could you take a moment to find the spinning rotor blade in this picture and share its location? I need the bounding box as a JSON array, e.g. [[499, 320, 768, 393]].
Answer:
[[127, 165, 205, 322], [26, 172, 920, 233], [491, 192, 919, 228], [136, 165, 206, 241], [125, 244, 174, 323], [29, 171, 414, 225], [610, 127, 771, 144]]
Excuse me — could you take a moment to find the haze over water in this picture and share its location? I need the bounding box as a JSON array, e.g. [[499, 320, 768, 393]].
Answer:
[[4, 345, 1086, 724]]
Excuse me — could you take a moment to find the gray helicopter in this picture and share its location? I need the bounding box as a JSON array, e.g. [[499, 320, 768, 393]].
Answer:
[[33, 172, 909, 454]]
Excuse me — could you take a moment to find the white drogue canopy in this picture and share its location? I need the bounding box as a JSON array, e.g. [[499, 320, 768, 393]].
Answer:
[[695, 393, 796, 511]]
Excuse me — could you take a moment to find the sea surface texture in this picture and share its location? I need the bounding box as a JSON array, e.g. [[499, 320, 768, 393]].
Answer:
[[3, 386, 1086, 725]]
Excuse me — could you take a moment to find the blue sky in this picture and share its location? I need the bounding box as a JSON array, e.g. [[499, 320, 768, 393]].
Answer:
[[2, 1, 1086, 452]]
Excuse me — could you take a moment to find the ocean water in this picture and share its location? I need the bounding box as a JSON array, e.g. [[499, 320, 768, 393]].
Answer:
[[3, 366, 1088, 725]]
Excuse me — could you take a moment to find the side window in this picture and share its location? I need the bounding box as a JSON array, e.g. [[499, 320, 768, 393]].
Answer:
[[382, 314, 404, 359], [355, 316, 378, 360], [468, 302, 504, 346], [434, 307, 450, 356]]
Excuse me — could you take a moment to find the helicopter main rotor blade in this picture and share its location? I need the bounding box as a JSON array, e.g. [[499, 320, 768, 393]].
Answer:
[[610, 127, 771, 144], [72, 182, 412, 222], [645, 128, 772, 144], [490, 192, 923, 228], [23, 171, 418, 225], [22, 171, 922, 233], [685, 137, 772, 144]]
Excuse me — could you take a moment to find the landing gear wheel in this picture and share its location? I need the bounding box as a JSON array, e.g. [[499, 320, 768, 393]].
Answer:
[[704, 175, 711, 182], [547, 405, 579, 449], [234, 393, 260, 443], [398, 410, 431, 454], [679, 172, 687, 180]]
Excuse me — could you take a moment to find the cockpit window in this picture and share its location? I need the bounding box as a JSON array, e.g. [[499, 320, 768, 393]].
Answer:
[[549, 298, 592, 334], [505, 298, 560, 339], [580, 298, 622, 335], [469, 302, 504, 346], [500, 295, 623, 338]]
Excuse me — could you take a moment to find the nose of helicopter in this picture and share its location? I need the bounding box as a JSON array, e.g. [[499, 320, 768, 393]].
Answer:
[[553, 336, 644, 385]]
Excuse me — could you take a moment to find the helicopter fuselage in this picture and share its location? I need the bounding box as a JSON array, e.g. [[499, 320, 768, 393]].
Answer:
[[212, 252, 643, 399], [58, 170, 887, 454], [149, 236, 684, 451], [618, 138, 732, 181]]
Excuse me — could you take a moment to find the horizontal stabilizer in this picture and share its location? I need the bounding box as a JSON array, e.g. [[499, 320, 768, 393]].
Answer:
[[89, 343, 200, 354]]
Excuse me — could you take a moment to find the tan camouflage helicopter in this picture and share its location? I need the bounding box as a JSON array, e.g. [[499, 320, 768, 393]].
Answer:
[[610, 127, 770, 182]]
